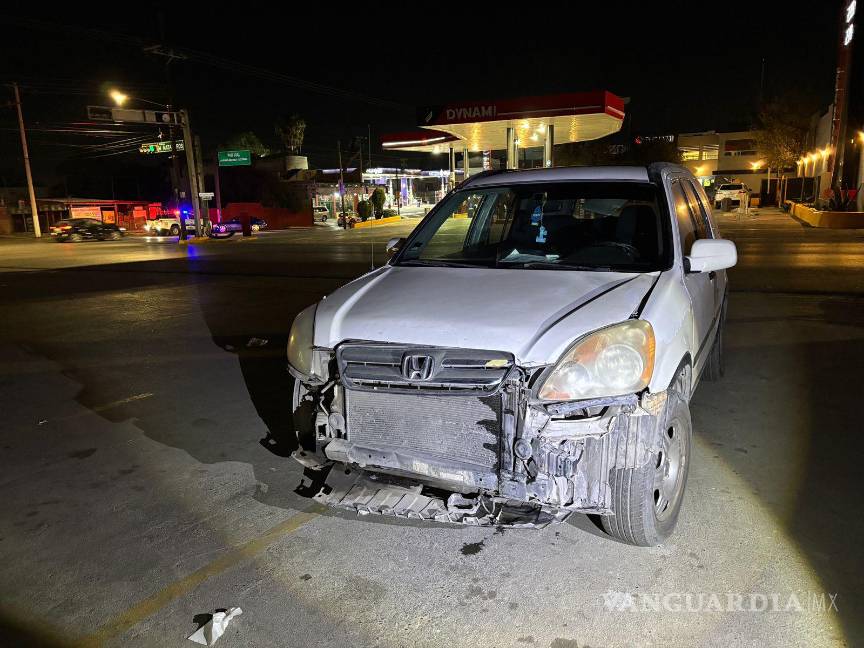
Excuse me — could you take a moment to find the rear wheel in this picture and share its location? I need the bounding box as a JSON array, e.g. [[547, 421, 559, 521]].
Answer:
[[109, 230, 122, 240], [69, 233, 83, 243], [601, 387, 692, 546]]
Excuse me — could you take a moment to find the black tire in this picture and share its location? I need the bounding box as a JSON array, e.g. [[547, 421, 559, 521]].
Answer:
[[601, 388, 692, 546], [702, 301, 727, 382], [69, 233, 83, 243], [169, 224, 180, 236], [109, 230, 122, 240]]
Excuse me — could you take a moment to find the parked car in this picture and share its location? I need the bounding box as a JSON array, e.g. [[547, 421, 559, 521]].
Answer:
[[229, 217, 267, 232], [713, 183, 750, 209], [314, 205, 330, 222], [49, 218, 125, 242], [286, 164, 737, 546]]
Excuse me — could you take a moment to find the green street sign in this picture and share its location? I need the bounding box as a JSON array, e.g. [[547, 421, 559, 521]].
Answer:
[[218, 149, 252, 167], [139, 140, 185, 154]]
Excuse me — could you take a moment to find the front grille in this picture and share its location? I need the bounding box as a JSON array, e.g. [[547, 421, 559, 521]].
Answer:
[[337, 343, 513, 394], [346, 389, 501, 469]]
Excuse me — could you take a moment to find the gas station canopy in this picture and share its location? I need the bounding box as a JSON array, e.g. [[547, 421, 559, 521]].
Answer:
[[383, 90, 625, 153]]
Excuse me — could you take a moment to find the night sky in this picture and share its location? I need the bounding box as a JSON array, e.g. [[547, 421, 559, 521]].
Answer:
[[0, 1, 845, 191]]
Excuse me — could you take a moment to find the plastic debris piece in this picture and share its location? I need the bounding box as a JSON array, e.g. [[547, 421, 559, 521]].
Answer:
[[246, 337, 268, 347], [188, 607, 242, 645]]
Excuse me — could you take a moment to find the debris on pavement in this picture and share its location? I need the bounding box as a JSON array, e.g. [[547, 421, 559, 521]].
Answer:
[[188, 607, 243, 645]]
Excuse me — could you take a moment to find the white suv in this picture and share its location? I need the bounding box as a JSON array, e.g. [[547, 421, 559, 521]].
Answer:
[[713, 183, 750, 209], [287, 164, 736, 546]]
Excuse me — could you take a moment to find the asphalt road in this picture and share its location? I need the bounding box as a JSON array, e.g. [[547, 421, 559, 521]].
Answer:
[[0, 210, 862, 647]]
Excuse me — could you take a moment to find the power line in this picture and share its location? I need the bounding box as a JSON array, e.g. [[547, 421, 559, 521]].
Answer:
[[2, 16, 405, 110]]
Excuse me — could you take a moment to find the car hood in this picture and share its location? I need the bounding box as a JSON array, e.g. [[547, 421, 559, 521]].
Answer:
[[313, 265, 659, 365]]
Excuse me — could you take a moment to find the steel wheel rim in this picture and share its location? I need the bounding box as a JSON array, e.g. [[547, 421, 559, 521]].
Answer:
[[654, 421, 686, 521]]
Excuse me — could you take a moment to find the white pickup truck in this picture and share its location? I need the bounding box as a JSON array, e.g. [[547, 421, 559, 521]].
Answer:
[[287, 164, 737, 546], [142, 216, 199, 236]]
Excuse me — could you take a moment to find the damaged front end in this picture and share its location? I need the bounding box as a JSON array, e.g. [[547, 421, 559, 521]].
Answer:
[[290, 342, 668, 528]]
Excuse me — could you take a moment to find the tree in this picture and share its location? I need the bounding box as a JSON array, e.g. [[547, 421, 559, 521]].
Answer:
[[276, 115, 306, 155], [369, 187, 386, 217], [754, 105, 806, 173], [357, 200, 373, 221], [222, 131, 270, 157]]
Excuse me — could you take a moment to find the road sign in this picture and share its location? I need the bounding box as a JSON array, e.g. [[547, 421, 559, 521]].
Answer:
[[198, 192, 214, 200], [139, 140, 185, 154], [218, 150, 252, 167], [87, 106, 179, 125]]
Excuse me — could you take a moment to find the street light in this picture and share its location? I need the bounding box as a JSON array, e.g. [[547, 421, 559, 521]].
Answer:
[[108, 89, 167, 109], [105, 88, 202, 240], [109, 89, 128, 106]]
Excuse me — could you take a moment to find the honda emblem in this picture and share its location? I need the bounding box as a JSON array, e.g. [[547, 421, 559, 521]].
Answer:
[[402, 354, 434, 381]]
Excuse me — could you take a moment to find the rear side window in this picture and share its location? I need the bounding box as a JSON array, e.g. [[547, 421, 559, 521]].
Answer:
[[681, 181, 713, 239], [670, 181, 702, 255]]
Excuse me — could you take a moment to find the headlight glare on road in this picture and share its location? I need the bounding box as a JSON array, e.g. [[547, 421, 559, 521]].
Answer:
[[538, 320, 655, 401]]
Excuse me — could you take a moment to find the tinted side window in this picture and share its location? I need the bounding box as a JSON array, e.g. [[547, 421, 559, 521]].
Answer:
[[681, 181, 712, 239], [670, 181, 700, 255]]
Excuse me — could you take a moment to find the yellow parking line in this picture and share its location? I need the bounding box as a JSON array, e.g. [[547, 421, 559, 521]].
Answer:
[[80, 508, 321, 647]]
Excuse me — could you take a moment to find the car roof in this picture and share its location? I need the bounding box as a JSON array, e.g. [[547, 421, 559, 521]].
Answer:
[[462, 166, 651, 189]]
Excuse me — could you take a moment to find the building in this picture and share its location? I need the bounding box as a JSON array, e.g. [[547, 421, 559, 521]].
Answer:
[[677, 130, 788, 203], [4, 197, 158, 233]]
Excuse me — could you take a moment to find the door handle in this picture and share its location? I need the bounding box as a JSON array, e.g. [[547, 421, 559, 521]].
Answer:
[[708, 271, 716, 281]]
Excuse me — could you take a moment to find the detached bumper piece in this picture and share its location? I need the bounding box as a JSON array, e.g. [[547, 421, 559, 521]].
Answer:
[[316, 468, 570, 528]]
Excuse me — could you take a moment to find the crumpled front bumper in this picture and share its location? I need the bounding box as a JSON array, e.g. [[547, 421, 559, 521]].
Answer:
[[294, 367, 669, 528]]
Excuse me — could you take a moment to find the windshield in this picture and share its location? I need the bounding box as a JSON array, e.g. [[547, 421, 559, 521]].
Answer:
[[395, 181, 670, 271]]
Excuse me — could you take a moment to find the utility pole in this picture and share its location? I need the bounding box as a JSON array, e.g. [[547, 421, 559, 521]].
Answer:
[[358, 137, 365, 195], [337, 140, 347, 230], [194, 135, 207, 235], [180, 109, 202, 237], [167, 103, 185, 240], [214, 150, 223, 223], [12, 83, 41, 238]]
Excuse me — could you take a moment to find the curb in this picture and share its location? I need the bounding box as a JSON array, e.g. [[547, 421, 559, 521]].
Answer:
[[788, 202, 864, 229]]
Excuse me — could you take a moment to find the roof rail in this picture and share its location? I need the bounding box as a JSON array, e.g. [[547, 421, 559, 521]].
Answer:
[[455, 169, 514, 190]]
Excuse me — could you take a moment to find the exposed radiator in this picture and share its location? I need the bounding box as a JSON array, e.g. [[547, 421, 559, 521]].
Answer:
[[346, 389, 501, 469]]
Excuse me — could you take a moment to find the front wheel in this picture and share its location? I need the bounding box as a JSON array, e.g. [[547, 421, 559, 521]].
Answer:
[[169, 224, 180, 236], [601, 391, 692, 546]]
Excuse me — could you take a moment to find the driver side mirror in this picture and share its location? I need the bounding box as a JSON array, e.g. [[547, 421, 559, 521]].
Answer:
[[385, 237, 406, 259], [686, 239, 737, 273]]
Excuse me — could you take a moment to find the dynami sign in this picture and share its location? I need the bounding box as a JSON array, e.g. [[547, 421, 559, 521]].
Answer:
[[445, 105, 497, 121]]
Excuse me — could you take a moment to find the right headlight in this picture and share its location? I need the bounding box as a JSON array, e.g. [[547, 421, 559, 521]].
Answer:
[[287, 304, 316, 377], [537, 320, 655, 401], [287, 304, 330, 383]]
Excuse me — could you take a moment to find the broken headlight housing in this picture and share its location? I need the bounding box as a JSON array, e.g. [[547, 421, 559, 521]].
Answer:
[[287, 305, 329, 383], [537, 320, 655, 401]]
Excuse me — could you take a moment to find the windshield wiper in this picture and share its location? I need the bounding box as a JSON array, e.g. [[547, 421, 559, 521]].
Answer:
[[498, 261, 614, 271], [399, 259, 490, 268]]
